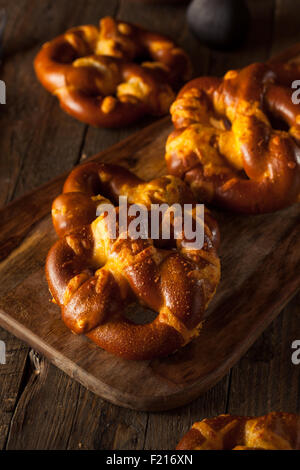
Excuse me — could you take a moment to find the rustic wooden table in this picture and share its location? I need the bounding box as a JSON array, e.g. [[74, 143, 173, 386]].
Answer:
[[0, 0, 299, 450]]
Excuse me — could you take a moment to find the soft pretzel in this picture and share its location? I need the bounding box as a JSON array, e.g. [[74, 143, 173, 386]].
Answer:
[[268, 59, 300, 88], [46, 162, 220, 360], [34, 17, 191, 128], [176, 412, 300, 450], [165, 62, 300, 213]]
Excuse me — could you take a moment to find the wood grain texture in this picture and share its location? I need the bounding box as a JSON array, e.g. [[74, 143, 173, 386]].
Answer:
[[227, 292, 300, 416], [0, 329, 28, 449], [0, 0, 300, 450]]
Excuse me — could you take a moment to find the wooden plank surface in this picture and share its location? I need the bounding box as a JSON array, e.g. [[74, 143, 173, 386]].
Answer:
[[0, 112, 300, 412], [0, 0, 299, 449]]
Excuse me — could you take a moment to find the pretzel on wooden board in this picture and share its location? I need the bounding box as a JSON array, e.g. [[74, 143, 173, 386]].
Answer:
[[34, 17, 191, 128], [165, 62, 300, 213], [46, 162, 220, 360], [176, 412, 300, 450]]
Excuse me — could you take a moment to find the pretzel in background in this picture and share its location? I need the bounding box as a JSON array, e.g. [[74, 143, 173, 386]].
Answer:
[[34, 17, 191, 127], [176, 412, 300, 450], [166, 62, 300, 213]]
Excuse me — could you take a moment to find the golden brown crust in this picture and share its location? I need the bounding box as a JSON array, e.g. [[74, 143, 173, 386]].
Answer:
[[176, 412, 300, 450], [165, 62, 300, 213], [34, 17, 191, 128], [46, 162, 220, 360]]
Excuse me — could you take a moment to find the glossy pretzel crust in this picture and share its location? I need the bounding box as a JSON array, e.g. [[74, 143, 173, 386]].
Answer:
[[176, 412, 300, 450], [34, 17, 191, 127], [166, 62, 300, 213], [46, 163, 220, 360]]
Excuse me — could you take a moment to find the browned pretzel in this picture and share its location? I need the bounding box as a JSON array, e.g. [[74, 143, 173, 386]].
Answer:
[[268, 59, 300, 87], [165, 62, 300, 213], [46, 162, 220, 360], [176, 412, 300, 450], [34, 17, 191, 128]]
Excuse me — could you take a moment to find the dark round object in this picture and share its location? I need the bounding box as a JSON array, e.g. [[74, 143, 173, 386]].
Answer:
[[187, 0, 250, 51]]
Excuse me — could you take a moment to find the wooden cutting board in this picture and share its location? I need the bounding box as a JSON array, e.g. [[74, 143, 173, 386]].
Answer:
[[0, 48, 300, 412]]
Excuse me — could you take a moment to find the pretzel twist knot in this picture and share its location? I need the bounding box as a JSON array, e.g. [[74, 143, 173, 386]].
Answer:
[[34, 17, 191, 128], [176, 412, 300, 450], [166, 62, 300, 213], [46, 162, 220, 360]]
